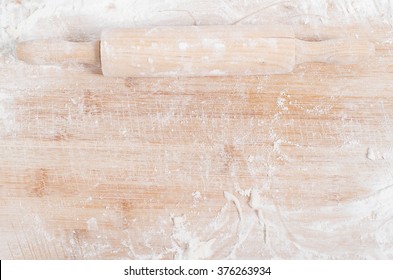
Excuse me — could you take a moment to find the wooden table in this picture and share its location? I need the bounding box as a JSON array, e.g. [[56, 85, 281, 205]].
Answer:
[[1, 4, 393, 259]]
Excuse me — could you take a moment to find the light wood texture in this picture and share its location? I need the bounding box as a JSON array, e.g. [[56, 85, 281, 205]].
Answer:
[[295, 38, 375, 64], [16, 40, 100, 67], [2, 11, 393, 259], [16, 26, 374, 77], [100, 25, 296, 76]]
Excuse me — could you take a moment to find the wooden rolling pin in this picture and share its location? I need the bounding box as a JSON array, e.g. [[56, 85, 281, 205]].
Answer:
[[16, 25, 374, 77]]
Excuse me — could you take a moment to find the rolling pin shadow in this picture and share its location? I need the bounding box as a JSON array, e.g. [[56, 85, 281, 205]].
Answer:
[[16, 25, 375, 77]]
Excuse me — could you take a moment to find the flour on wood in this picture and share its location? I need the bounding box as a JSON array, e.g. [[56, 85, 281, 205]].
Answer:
[[223, 191, 243, 221], [367, 147, 376, 160], [170, 215, 215, 260], [87, 217, 98, 231], [2, 0, 393, 260]]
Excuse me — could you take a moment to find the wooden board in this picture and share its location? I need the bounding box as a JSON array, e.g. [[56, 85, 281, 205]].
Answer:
[[1, 8, 393, 259]]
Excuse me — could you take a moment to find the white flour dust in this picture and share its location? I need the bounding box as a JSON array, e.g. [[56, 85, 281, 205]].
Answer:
[[170, 215, 216, 260], [1, 0, 393, 59]]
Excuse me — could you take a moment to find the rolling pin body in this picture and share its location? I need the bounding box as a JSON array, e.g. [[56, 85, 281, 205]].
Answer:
[[16, 25, 374, 77], [101, 26, 295, 77]]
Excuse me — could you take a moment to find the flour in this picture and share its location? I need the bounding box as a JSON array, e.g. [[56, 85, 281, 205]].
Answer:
[[249, 187, 263, 210], [192, 191, 201, 200], [367, 147, 377, 160], [227, 214, 258, 259], [223, 191, 243, 221], [276, 97, 288, 111], [375, 219, 393, 258], [191, 191, 202, 208], [234, 185, 252, 197], [0, 90, 17, 136], [33, 214, 55, 242], [87, 217, 98, 231], [305, 105, 333, 116], [273, 139, 283, 153], [209, 69, 225, 75], [178, 42, 188, 51], [170, 215, 215, 260]]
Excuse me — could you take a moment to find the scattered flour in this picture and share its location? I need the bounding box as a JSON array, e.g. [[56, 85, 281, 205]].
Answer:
[[191, 191, 202, 208], [0, 90, 17, 136], [366, 147, 385, 161], [234, 185, 252, 197], [178, 42, 188, 51], [276, 97, 288, 111], [223, 191, 243, 221], [209, 69, 225, 75], [170, 215, 215, 260], [367, 147, 377, 161], [87, 217, 99, 231], [192, 191, 201, 200]]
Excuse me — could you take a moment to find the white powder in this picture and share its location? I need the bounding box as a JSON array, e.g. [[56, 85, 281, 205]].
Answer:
[[266, 38, 277, 49], [87, 217, 98, 231], [277, 97, 288, 111], [223, 191, 243, 221], [249, 188, 263, 210], [209, 69, 225, 75], [170, 215, 215, 260], [214, 42, 226, 51], [191, 191, 202, 208], [202, 38, 226, 52], [234, 185, 252, 197], [178, 42, 188, 51], [192, 191, 201, 200], [367, 147, 376, 161], [0, 90, 17, 136]]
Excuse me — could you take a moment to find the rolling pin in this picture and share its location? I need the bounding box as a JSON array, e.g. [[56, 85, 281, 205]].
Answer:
[[16, 25, 374, 77]]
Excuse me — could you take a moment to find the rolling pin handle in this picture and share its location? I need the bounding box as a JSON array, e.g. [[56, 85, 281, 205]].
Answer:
[[16, 39, 101, 67], [295, 38, 375, 65]]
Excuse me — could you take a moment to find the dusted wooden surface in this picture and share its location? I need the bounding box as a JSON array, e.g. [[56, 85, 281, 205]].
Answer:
[[17, 25, 375, 77], [1, 19, 393, 259]]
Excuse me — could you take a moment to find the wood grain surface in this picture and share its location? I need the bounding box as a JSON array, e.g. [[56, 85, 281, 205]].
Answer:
[[1, 3, 393, 259]]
